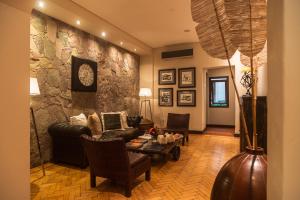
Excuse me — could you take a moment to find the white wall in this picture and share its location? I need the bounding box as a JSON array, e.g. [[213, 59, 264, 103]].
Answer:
[[206, 67, 235, 126], [140, 43, 267, 133], [0, 1, 34, 199], [268, 0, 300, 199]]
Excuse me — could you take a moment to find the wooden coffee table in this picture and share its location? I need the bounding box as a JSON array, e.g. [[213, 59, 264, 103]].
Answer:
[[126, 135, 183, 161]]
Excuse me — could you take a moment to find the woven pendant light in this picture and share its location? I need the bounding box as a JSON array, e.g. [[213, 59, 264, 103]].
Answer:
[[191, 0, 237, 59], [191, 0, 252, 148], [224, 0, 267, 57]]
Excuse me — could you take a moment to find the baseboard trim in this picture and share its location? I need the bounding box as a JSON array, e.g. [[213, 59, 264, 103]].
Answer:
[[189, 130, 203, 134], [206, 124, 235, 128], [234, 132, 240, 137]]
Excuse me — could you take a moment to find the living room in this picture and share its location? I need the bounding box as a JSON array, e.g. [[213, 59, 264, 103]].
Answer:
[[0, 0, 300, 200]]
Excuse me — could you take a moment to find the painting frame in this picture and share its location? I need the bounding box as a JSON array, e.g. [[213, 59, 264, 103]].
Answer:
[[177, 90, 196, 107], [159, 88, 174, 107], [178, 67, 196, 88], [71, 56, 97, 92], [158, 69, 176, 85]]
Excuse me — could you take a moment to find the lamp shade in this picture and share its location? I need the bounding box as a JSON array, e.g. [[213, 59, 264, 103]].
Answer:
[[139, 88, 152, 97], [30, 77, 40, 96]]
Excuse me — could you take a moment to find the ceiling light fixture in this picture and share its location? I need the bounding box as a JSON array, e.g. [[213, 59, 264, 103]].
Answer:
[[101, 32, 106, 37], [184, 29, 191, 33], [76, 20, 81, 25], [134, 48, 137, 52], [38, 1, 45, 8], [120, 41, 124, 46]]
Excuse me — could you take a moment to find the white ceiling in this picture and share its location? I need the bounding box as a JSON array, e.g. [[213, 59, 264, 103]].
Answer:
[[72, 0, 198, 48]]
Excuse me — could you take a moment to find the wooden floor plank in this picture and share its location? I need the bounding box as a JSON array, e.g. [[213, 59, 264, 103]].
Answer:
[[31, 134, 239, 200]]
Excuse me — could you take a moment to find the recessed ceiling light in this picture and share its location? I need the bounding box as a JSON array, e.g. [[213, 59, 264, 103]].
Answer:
[[120, 41, 124, 46], [76, 20, 81, 25], [38, 1, 45, 8], [101, 32, 106, 37], [134, 48, 137, 52]]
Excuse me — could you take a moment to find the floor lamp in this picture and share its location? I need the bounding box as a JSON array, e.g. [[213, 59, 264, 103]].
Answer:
[[139, 88, 153, 123], [30, 77, 45, 176]]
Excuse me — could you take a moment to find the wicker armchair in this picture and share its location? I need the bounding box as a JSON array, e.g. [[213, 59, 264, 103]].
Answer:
[[165, 113, 190, 145], [80, 135, 151, 197]]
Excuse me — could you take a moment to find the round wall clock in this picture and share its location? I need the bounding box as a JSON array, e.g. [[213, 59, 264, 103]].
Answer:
[[78, 64, 94, 86], [71, 56, 97, 92]]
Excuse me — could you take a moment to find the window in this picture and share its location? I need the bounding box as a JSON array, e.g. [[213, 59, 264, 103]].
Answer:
[[209, 76, 229, 107]]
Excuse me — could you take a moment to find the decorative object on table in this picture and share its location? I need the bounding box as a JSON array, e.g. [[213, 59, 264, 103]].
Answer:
[[71, 56, 97, 92], [158, 88, 173, 107], [157, 135, 167, 145], [178, 67, 196, 88], [158, 68, 176, 85], [148, 127, 158, 138], [177, 90, 196, 107], [165, 133, 175, 143], [139, 88, 153, 122], [191, 0, 267, 199], [30, 77, 45, 176], [240, 66, 254, 96]]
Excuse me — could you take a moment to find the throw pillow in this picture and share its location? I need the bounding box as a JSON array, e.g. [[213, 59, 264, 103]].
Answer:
[[87, 112, 102, 136], [120, 111, 130, 129], [101, 112, 123, 131], [70, 113, 87, 126]]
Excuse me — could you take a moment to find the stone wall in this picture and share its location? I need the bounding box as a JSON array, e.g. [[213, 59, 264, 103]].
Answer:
[[30, 11, 140, 167]]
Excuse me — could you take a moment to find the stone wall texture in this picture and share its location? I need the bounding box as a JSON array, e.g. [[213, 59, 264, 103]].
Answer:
[[30, 11, 140, 167]]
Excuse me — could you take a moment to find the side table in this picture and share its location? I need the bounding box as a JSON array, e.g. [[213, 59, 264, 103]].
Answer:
[[139, 119, 154, 132]]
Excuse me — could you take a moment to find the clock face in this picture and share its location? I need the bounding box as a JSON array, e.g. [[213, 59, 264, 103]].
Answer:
[[78, 64, 94, 86]]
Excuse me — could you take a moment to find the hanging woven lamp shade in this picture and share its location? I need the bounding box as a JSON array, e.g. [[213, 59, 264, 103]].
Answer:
[[211, 148, 267, 200], [191, 0, 237, 59], [224, 0, 267, 57], [241, 42, 267, 68]]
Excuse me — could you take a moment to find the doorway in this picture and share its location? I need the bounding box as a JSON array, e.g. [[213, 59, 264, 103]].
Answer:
[[204, 67, 235, 136]]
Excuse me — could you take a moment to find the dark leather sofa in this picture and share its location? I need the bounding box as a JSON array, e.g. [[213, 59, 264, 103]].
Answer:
[[48, 123, 92, 168], [48, 122, 142, 168]]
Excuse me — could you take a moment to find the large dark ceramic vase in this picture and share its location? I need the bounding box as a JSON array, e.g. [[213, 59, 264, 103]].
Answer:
[[211, 147, 267, 200]]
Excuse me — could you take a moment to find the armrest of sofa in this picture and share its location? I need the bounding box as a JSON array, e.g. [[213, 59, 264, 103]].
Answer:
[[48, 122, 92, 137], [48, 122, 92, 168]]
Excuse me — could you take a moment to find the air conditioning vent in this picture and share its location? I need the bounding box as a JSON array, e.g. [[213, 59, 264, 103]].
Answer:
[[161, 48, 193, 59]]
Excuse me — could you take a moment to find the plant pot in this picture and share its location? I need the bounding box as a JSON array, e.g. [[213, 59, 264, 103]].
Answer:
[[211, 147, 267, 200]]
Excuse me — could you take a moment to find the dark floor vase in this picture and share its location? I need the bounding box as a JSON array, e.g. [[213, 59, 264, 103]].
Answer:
[[211, 147, 267, 200]]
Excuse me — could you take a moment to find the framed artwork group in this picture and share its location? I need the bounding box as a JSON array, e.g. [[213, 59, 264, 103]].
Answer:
[[158, 67, 196, 107]]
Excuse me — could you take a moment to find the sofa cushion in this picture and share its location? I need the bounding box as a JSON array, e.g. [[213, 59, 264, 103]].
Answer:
[[101, 112, 123, 131], [87, 112, 102, 136], [120, 111, 129, 129], [70, 113, 87, 126]]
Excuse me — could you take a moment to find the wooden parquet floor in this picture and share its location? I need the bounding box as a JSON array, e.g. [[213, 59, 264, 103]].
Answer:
[[30, 134, 239, 200]]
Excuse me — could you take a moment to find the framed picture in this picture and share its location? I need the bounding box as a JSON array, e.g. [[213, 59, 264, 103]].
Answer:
[[159, 69, 176, 85], [178, 67, 196, 88], [71, 56, 97, 92], [159, 88, 173, 106], [177, 90, 196, 107]]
